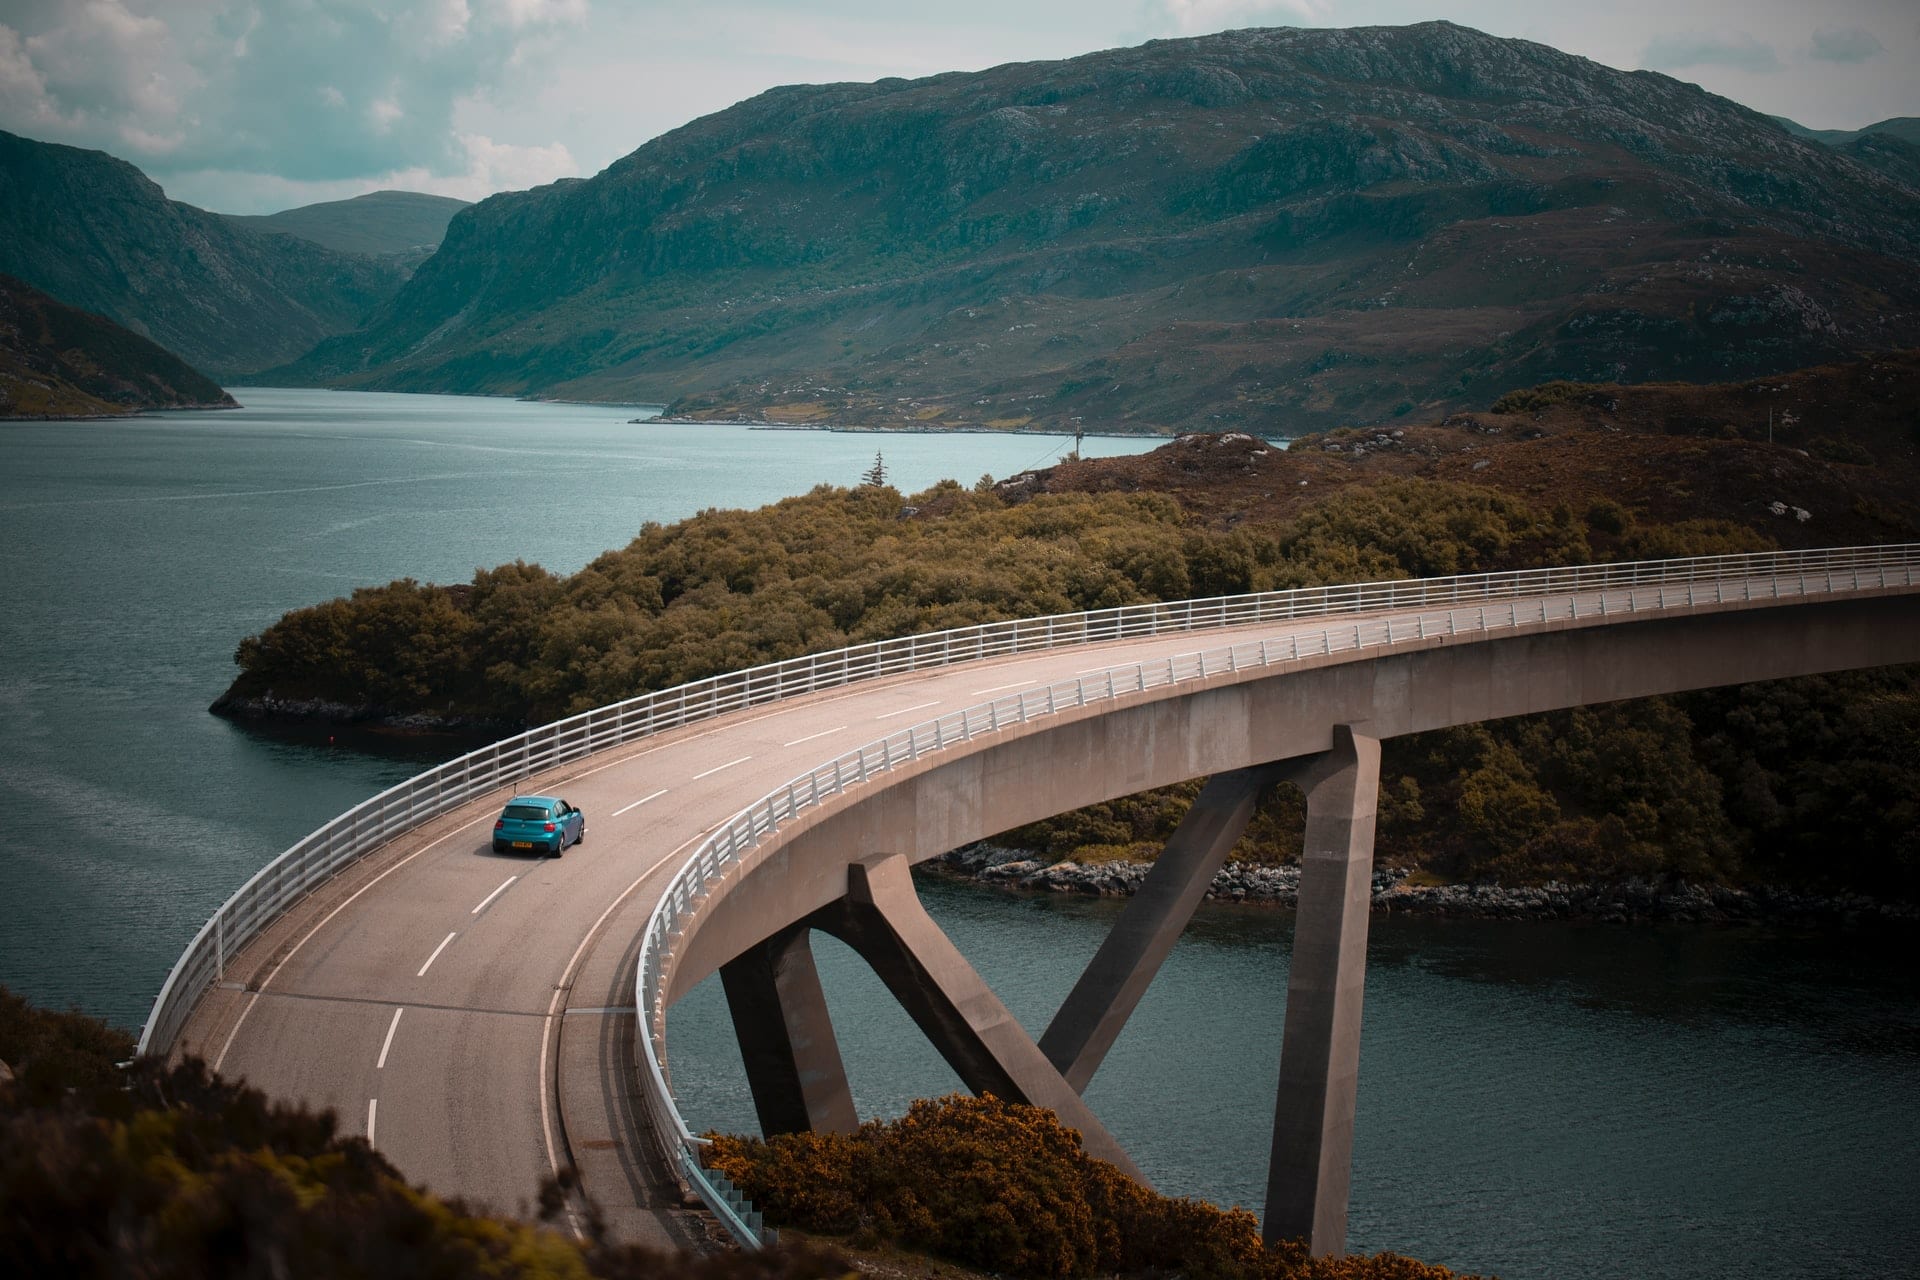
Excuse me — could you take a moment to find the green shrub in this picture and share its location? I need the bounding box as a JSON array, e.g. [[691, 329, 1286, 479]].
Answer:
[[0, 987, 852, 1280], [706, 1095, 1474, 1280], [1489, 381, 1597, 414]]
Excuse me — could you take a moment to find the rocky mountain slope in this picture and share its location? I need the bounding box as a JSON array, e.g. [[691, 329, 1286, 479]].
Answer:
[[223, 190, 470, 270], [0, 274, 236, 418], [0, 131, 408, 379], [282, 21, 1920, 435]]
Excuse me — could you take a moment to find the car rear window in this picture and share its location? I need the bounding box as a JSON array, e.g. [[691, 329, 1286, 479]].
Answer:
[[503, 804, 549, 820]]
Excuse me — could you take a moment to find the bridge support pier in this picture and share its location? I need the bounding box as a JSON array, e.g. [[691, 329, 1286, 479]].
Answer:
[[1040, 763, 1288, 1092], [719, 925, 858, 1137], [1264, 725, 1382, 1257], [810, 853, 1145, 1181]]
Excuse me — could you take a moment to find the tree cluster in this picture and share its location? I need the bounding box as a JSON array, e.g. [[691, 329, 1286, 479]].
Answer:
[[705, 1094, 1473, 1280], [222, 472, 1916, 895]]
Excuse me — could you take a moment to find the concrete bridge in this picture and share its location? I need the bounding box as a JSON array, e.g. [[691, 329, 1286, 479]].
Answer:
[[146, 546, 1920, 1255]]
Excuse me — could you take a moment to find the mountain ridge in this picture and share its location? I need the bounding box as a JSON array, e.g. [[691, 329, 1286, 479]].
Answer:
[[0, 130, 409, 379], [278, 21, 1920, 435], [222, 190, 470, 266]]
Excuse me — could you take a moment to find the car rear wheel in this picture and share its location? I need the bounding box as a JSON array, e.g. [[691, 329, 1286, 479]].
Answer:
[[551, 835, 565, 857]]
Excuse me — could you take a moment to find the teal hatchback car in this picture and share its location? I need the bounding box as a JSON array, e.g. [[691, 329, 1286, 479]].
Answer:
[[492, 794, 585, 857]]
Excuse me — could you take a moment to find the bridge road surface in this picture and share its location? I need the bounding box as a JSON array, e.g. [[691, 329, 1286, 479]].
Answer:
[[172, 578, 1872, 1244], [181, 613, 1372, 1241]]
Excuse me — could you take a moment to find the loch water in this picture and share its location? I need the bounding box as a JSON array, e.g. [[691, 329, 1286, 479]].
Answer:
[[0, 388, 1913, 1279]]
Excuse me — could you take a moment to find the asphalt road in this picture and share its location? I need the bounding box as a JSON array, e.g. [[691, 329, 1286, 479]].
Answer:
[[181, 616, 1335, 1239], [174, 565, 1915, 1245]]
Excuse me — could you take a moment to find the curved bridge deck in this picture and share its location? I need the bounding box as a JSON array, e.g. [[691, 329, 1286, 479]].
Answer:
[[152, 548, 1920, 1252]]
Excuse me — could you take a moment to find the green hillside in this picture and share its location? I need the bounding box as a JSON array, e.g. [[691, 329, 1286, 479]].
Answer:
[[224, 190, 470, 264], [0, 131, 407, 379], [0, 274, 235, 418], [281, 22, 1920, 436]]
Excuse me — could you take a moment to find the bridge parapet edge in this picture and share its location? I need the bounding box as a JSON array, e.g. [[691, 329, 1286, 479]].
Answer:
[[631, 547, 1919, 1247]]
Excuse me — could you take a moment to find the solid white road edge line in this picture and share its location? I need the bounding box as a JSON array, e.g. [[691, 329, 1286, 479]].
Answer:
[[970, 680, 1037, 695], [416, 932, 457, 978], [471, 875, 518, 915], [377, 1007, 404, 1069], [781, 725, 845, 747], [692, 755, 751, 780], [537, 823, 723, 1241], [611, 788, 669, 817], [875, 700, 941, 719]]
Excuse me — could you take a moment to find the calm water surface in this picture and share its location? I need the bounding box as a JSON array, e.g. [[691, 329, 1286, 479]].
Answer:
[[1, 388, 1913, 1278], [0, 388, 1155, 1021]]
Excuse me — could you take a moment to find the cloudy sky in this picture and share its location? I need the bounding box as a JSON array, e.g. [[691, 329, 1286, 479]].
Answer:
[[2, 0, 1914, 214]]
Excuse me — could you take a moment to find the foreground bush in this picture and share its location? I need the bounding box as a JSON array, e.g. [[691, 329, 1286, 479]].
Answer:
[[706, 1095, 1474, 1280], [0, 988, 850, 1280]]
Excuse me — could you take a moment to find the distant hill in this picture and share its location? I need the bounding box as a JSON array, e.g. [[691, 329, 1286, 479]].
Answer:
[[281, 21, 1920, 436], [223, 190, 469, 267], [1772, 115, 1920, 147], [0, 274, 236, 417], [0, 130, 408, 379]]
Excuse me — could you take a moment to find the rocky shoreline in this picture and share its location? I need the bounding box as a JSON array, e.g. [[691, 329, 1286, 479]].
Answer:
[[207, 689, 511, 736], [928, 844, 1920, 925]]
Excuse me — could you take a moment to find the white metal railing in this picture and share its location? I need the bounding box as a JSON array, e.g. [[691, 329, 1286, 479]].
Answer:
[[138, 544, 1917, 1243], [631, 544, 1920, 1246]]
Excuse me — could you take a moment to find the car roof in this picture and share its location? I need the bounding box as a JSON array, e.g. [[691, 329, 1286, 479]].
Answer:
[[505, 795, 560, 806]]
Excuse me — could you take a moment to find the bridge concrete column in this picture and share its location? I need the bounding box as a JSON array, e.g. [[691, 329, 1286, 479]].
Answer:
[[1041, 763, 1288, 1092], [719, 924, 859, 1138], [1264, 724, 1382, 1257], [809, 853, 1146, 1182]]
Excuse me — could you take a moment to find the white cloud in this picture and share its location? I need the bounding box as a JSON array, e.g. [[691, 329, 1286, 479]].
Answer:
[[1808, 26, 1882, 64], [19, 0, 199, 141], [430, 0, 471, 42], [486, 0, 587, 31], [1155, 0, 1332, 34], [0, 24, 64, 131], [454, 131, 575, 193], [0, 0, 581, 184], [1641, 30, 1782, 74]]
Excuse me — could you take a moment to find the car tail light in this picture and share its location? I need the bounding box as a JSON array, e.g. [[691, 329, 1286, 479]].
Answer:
[[493, 820, 504, 830], [544, 822, 556, 832]]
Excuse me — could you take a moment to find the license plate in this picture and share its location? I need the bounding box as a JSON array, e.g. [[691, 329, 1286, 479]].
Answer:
[[513, 841, 533, 849]]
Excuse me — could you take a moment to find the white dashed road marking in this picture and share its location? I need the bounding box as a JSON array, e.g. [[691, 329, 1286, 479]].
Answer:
[[416, 932, 456, 978], [692, 756, 751, 780], [377, 1007, 403, 1069], [471, 876, 517, 915], [612, 788, 669, 817]]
